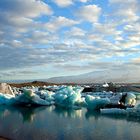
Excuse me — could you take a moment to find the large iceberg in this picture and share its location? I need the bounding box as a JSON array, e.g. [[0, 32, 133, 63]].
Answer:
[[15, 89, 55, 106], [54, 86, 84, 109]]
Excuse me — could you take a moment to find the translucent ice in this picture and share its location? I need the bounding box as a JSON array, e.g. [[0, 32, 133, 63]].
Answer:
[[0, 93, 15, 105], [85, 95, 110, 110], [100, 108, 127, 115], [54, 86, 84, 108], [15, 89, 55, 106]]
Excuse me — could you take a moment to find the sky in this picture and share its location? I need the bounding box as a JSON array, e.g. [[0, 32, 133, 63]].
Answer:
[[0, 0, 140, 82]]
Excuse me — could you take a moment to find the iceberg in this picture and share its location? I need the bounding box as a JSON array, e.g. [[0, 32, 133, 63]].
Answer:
[[0, 93, 15, 105], [15, 89, 55, 106], [100, 108, 127, 115], [131, 92, 140, 100], [126, 102, 140, 117], [85, 95, 110, 110], [0, 83, 14, 95], [54, 86, 84, 109], [109, 93, 122, 105], [125, 93, 136, 106]]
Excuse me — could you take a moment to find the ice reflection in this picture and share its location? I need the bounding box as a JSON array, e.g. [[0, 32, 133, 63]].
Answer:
[[0, 105, 140, 124], [0, 105, 47, 122], [85, 109, 140, 123], [53, 106, 83, 119], [85, 110, 100, 120]]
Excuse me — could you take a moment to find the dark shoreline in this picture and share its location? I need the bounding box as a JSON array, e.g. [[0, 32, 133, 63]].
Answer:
[[8, 81, 76, 88], [6, 80, 140, 93]]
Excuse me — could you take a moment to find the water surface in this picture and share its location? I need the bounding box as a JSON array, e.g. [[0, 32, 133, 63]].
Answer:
[[0, 105, 140, 140]]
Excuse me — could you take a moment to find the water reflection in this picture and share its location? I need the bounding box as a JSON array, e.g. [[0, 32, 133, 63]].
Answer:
[[85, 110, 100, 120], [0, 106, 140, 140], [0, 105, 47, 122], [53, 106, 82, 119], [101, 114, 140, 123], [0, 105, 140, 123], [84, 108, 140, 123]]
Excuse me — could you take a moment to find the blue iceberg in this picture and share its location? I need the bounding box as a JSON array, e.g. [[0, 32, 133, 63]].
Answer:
[[85, 95, 110, 110]]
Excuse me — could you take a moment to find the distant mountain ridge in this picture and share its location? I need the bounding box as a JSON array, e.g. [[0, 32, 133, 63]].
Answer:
[[47, 70, 140, 84]]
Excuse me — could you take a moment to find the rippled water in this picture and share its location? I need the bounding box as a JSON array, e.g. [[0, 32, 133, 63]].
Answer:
[[0, 105, 140, 140]]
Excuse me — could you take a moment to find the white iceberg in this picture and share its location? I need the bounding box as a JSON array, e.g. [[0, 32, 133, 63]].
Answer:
[[125, 92, 136, 106], [0, 83, 14, 95]]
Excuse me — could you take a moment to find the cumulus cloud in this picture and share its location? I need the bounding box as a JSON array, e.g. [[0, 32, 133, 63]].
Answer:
[[53, 0, 73, 7], [45, 16, 79, 32], [0, 0, 53, 31], [52, 0, 90, 7], [76, 5, 101, 23], [93, 23, 122, 36], [109, 0, 139, 23], [0, 0, 55, 49], [0, 0, 53, 17], [78, 0, 89, 2], [65, 27, 86, 38], [116, 9, 139, 23]]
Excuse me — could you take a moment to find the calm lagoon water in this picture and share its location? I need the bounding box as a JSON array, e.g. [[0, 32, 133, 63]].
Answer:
[[0, 105, 140, 140]]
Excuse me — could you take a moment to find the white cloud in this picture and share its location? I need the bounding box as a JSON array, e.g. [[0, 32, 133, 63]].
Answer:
[[0, 0, 53, 35], [66, 27, 86, 37], [78, 0, 89, 3], [0, 0, 53, 18], [109, 0, 139, 23], [93, 23, 121, 36], [116, 9, 139, 23], [76, 5, 101, 23], [53, 0, 73, 7], [124, 23, 140, 32], [45, 16, 79, 32], [116, 39, 140, 49]]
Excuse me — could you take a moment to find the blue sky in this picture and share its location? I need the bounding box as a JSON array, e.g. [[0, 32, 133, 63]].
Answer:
[[0, 0, 140, 81]]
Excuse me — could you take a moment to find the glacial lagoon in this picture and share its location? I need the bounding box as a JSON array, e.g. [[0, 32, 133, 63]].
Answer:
[[0, 105, 140, 140]]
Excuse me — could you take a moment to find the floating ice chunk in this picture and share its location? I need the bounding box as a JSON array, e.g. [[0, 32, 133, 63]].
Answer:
[[36, 90, 55, 102], [131, 92, 140, 100], [85, 95, 110, 110], [15, 89, 54, 106], [125, 93, 136, 106], [0, 93, 15, 105], [100, 108, 127, 115], [102, 83, 109, 87], [54, 86, 84, 108], [109, 93, 122, 105], [0, 83, 14, 95]]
